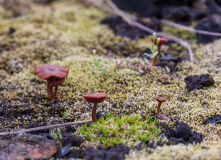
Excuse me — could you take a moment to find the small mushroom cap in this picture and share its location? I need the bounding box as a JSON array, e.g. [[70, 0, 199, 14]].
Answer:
[[34, 64, 69, 79], [155, 96, 166, 102], [83, 92, 107, 103], [151, 37, 168, 46]]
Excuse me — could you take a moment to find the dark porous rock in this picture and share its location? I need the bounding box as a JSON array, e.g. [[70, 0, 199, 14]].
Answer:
[[161, 6, 191, 24], [175, 122, 192, 140], [65, 125, 76, 133], [9, 27, 16, 35], [53, 98, 62, 105], [203, 115, 221, 124], [159, 122, 203, 144], [158, 54, 182, 72], [202, 102, 208, 106], [101, 16, 160, 39], [206, 0, 221, 16], [55, 143, 71, 158], [184, 74, 215, 91], [66, 149, 84, 159], [85, 145, 131, 160], [195, 0, 221, 44], [189, 131, 203, 143], [107, 145, 131, 156], [160, 54, 182, 62], [61, 134, 84, 147], [215, 0, 221, 6], [158, 123, 176, 138], [195, 14, 221, 43], [112, 0, 158, 17], [169, 137, 184, 144]]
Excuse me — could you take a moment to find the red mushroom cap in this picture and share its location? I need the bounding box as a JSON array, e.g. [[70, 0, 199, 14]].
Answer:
[[34, 64, 69, 79], [155, 96, 166, 102], [151, 37, 168, 46], [83, 93, 107, 103]]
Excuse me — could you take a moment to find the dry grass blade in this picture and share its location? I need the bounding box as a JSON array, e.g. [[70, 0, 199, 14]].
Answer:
[[0, 120, 92, 136], [161, 19, 221, 37], [82, 0, 194, 62]]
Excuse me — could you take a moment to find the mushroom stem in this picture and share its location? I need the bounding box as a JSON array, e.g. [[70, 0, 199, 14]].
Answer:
[[54, 86, 60, 99], [152, 45, 161, 66], [92, 103, 98, 123], [47, 79, 54, 101], [157, 102, 162, 114]]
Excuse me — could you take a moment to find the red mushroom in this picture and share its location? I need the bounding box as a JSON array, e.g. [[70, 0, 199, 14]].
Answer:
[[151, 37, 168, 66], [155, 96, 169, 121], [83, 93, 107, 123], [34, 64, 69, 101]]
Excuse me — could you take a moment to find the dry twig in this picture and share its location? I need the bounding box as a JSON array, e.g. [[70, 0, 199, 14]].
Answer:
[[82, 0, 194, 62], [0, 120, 92, 136], [161, 20, 221, 37]]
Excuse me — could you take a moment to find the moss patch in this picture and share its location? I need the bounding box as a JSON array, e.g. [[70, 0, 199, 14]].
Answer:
[[78, 115, 160, 147]]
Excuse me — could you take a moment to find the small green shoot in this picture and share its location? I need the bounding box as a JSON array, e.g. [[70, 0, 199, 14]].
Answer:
[[57, 128, 63, 140], [50, 128, 63, 141], [93, 49, 106, 74], [51, 131, 58, 140], [144, 33, 160, 65], [63, 110, 70, 119]]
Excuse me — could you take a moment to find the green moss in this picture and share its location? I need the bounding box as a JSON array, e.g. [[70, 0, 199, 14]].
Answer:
[[78, 115, 160, 147]]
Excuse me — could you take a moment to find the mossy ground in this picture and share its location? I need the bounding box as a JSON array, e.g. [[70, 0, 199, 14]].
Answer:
[[0, 0, 221, 159]]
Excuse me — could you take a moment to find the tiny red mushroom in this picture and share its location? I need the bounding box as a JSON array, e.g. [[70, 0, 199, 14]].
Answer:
[[155, 96, 169, 121], [34, 64, 69, 101], [151, 37, 168, 66], [83, 92, 107, 123]]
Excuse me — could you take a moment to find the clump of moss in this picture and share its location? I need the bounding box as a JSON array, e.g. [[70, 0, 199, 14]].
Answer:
[[78, 114, 160, 147]]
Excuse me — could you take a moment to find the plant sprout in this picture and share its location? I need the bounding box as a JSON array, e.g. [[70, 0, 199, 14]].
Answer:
[[63, 110, 70, 119], [93, 49, 106, 74], [50, 128, 63, 141], [144, 33, 160, 65]]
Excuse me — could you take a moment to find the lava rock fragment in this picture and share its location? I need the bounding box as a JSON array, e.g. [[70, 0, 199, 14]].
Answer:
[[203, 115, 221, 124], [61, 134, 84, 147], [84, 145, 131, 160], [184, 74, 215, 91], [101, 16, 159, 39], [159, 122, 203, 144], [195, 14, 221, 43], [175, 122, 192, 140], [55, 143, 71, 158]]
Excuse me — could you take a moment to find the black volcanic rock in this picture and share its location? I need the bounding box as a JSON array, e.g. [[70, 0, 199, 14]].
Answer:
[[184, 74, 215, 91]]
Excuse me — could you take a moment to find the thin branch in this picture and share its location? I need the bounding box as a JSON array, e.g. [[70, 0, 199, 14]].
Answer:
[[161, 19, 221, 37], [82, 0, 114, 14], [82, 0, 194, 62], [104, 0, 194, 62], [0, 120, 92, 136]]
